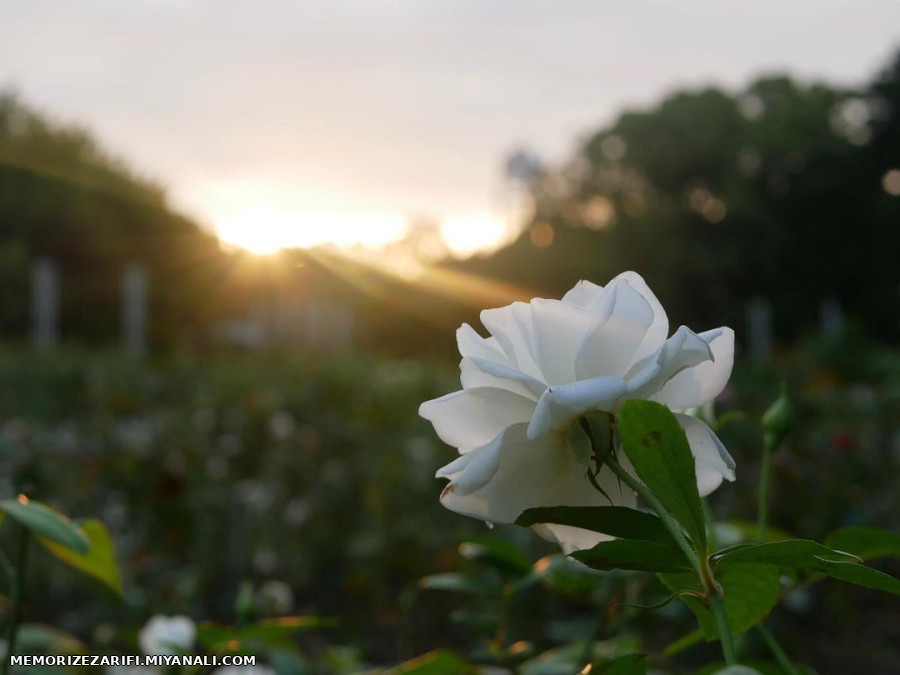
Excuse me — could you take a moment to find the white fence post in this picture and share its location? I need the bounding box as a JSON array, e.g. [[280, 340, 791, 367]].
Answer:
[[31, 257, 59, 349], [820, 297, 844, 341], [747, 297, 772, 361], [123, 261, 148, 356]]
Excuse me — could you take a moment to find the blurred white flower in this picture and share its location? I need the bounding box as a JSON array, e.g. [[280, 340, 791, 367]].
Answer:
[[420, 272, 735, 553], [252, 548, 280, 574], [255, 580, 294, 616], [282, 498, 311, 527], [235, 480, 275, 513], [114, 417, 155, 456], [268, 411, 296, 441], [138, 615, 195, 655]]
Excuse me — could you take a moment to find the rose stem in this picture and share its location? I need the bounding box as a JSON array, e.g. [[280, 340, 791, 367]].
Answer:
[[604, 454, 737, 666]]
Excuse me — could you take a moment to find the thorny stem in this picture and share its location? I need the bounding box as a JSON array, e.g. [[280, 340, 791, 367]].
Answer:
[[709, 594, 738, 666], [587, 420, 737, 666], [604, 454, 703, 579], [755, 429, 802, 672]]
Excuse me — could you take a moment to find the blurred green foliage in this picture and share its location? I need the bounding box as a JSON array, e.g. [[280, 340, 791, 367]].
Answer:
[[0, 340, 898, 671], [460, 52, 900, 344], [0, 348, 460, 659]]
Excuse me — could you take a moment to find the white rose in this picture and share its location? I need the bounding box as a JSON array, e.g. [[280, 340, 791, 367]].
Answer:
[[420, 272, 736, 553], [138, 615, 196, 655]]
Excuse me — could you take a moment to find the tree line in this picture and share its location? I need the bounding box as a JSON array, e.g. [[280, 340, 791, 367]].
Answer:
[[2, 49, 899, 353], [459, 51, 900, 346]]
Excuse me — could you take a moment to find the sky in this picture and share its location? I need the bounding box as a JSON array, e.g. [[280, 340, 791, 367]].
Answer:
[[2, 0, 899, 255]]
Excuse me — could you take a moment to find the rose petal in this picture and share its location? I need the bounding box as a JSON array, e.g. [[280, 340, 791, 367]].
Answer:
[[575, 280, 655, 379], [610, 272, 669, 366], [461, 356, 546, 400], [437, 424, 567, 523], [676, 413, 736, 496], [527, 376, 626, 440], [562, 279, 612, 312], [624, 325, 717, 398], [530, 298, 597, 385], [459, 357, 547, 402], [651, 328, 734, 410], [457, 323, 508, 363], [419, 387, 537, 452], [480, 302, 544, 380], [435, 441, 503, 495]]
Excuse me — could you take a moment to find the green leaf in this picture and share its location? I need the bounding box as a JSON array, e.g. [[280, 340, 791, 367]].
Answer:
[[590, 653, 649, 674], [566, 420, 592, 466], [0, 498, 89, 553], [459, 534, 531, 576], [395, 649, 475, 674], [824, 526, 900, 561], [618, 400, 706, 552], [712, 539, 859, 570], [583, 410, 615, 461], [417, 573, 498, 596], [516, 506, 676, 546], [661, 564, 781, 639], [815, 560, 900, 595], [571, 538, 693, 573], [38, 519, 123, 596], [713, 539, 900, 596]]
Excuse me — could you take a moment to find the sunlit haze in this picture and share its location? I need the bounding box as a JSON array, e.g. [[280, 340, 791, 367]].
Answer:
[[440, 215, 515, 257], [215, 209, 515, 257], [4, 1, 900, 257], [217, 211, 410, 254]]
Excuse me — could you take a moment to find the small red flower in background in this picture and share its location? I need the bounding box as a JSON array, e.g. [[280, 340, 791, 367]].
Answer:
[[832, 429, 855, 455]]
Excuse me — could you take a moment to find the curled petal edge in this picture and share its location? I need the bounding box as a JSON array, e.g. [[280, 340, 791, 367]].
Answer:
[[527, 376, 626, 441]]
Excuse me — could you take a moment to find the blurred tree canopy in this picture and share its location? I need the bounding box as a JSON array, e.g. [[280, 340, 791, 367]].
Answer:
[[0, 92, 473, 354], [460, 51, 900, 345], [2, 49, 899, 353], [0, 92, 230, 347]]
